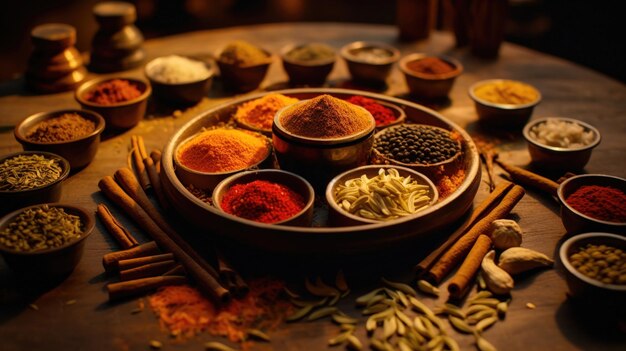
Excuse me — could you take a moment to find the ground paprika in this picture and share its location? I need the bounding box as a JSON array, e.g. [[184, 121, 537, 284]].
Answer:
[[565, 185, 626, 223], [346, 95, 396, 126]]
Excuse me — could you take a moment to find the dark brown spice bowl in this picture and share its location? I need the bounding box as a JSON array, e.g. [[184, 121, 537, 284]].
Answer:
[[0, 151, 70, 216], [74, 76, 151, 130], [0, 203, 94, 280], [399, 53, 463, 99], [145, 55, 215, 105], [557, 174, 626, 235], [469, 79, 541, 129], [280, 43, 336, 85], [216, 49, 273, 92], [340, 41, 400, 85], [14, 109, 105, 170], [212, 169, 315, 227]]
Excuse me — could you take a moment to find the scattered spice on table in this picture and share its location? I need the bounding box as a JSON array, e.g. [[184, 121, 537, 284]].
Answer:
[[83, 79, 142, 105], [348, 46, 393, 64], [473, 80, 539, 105], [26, 112, 96, 143], [221, 180, 305, 224], [0, 153, 63, 191], [147, 55, 211, 84], [279, 94, 374, 139], [176, 128, 269, 173], [565, 185, 626, 223], [405, 56, 456, 75], [436, 168, 466, 199], [528, 118, 595, 148], [234, 93, 299, 132], [374, 124, 461, 165], [346, 95, 396, 126], [219, 40, 270, 67], [0, 204, 83, 251], [569, 243, 626, 284], [285, 43, 335, 62]]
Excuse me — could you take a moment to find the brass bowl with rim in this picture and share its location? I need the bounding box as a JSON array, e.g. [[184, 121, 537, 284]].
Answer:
[[340, 41, 400, 85], [469, 79, 541, 128], [281, 43, 336, 86], [399, 53, 463, 99], [145, 54, 215, 105]]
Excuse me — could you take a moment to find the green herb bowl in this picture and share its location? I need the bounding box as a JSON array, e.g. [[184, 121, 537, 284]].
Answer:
[[0, 203, 94, 280], [281, 43, 336, 86], [0, 151, 70, 216], [340, 41, 400, 85], [14, 109, 106, 170], [216, 48, 273, 93]]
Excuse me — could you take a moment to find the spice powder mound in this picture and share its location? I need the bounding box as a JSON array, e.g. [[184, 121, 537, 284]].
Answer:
[[279, 94, 374, 139], [26, 113, 96, 143], [406, 57, 456, 76], [84, 79, 142, 105], [234, 93, 299, 131]]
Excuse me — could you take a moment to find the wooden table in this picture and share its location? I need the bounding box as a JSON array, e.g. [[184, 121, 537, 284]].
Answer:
[[1, 23, 625, 351]]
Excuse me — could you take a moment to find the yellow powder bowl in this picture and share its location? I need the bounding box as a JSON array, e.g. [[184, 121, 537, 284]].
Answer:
[[469, 79, 541, 128]]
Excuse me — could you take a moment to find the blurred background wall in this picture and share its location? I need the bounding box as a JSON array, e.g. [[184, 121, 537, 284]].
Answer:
[[1, 0, 624, 83]]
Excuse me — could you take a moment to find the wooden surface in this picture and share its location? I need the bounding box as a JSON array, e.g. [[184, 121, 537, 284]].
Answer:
[[1, 23, 625, 351]]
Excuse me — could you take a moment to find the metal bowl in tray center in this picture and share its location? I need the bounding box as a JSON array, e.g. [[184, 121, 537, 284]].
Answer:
[[161, 88, 480, 254]]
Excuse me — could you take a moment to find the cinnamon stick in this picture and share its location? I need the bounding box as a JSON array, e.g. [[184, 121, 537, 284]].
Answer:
[[424, 185, 525, 284], [97, 203, 138, 249], [99, 176, 230, 303], [495, 158, 559, 197], [447, 235, 492, 299], [120, 260, 177, 281], [143, 156, 169, 211], [415, 181, 513, 276], [131, 135, 150, 190], [102, 241, 160, 273], [150, 149, 162, 176], [162, 264, 185, 276], [107, 276, 187, 301], [118, 253, 175, 271]]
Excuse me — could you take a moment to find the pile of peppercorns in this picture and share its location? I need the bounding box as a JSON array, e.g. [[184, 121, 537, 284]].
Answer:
[[373, 124, 460, 164]]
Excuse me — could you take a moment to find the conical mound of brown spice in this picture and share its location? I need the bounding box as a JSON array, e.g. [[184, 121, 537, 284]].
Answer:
[[278, 94, 374, 139]]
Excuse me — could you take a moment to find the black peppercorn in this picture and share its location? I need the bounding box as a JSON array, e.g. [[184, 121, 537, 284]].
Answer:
[[374, 124, 460, 164]]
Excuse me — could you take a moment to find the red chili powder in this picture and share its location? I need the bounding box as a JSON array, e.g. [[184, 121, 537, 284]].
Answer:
[[565, 185, 626, 222], [221, 180, 305, 224], [83, 79, 142, 105], [406, 57, 455, 75], [346, 95, 396, 126]]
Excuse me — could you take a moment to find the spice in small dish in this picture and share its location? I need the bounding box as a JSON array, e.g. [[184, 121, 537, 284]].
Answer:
[[346, 95, 396, 126], [284, 43, 334, 62], [348, 46, 394, 64], [0, 153, 63, 191], [405, 56, 456, 76], [176, 128, 269, 173], [374, 124, 461, 165], [473, 80, 539, 105], [219, 40, 270, 67], [83, 78, 142, 105], [528, 118, 595, 148], [234, 93, 299, 132], [146, 55, 211, 84], [569, 243, 626, 285], [221, 180, 305, 224], [25, 112, 96, 143], [565, 185, 626, 223]]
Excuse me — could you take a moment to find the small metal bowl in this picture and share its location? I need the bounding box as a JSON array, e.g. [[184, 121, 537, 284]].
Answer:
[[557, 174, 626, 235], [145, 55, 215, 105], [0, 151, 70, 216], [174, 129, 273, 191], [326, 165, 438, 226], [523, 117, 601, 171], [14, 109, 105, 170], [212, 169, 315, 227], [559, 232, 626, 305], [469, 79, 541, 128], [340, 41, 400, 85], [399, 53, 463, 99], [75, 76, 151, 130], [0, 203, 94, 280], [216, 47, 273, 92], [281, 43, 336, 85]]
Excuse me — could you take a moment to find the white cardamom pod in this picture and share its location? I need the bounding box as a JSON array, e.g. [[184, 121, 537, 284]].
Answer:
[[498, 247, 554, 275], [481, 250, 514, 295]]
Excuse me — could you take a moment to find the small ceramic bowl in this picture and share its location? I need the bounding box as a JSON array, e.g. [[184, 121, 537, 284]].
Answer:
[[281, 43, 336, 85], [557, 174, 626, 235], [559, 232, 626, 305], [216, 48, 273, 92], [0, 203, 94, 279], [145, 55, 214, 105], [340, 41, 400, 85], [212, 169, 315, 227], [0, 151, 70, 215], [523, 117, 601, 171], [14, 109, 105, 170], [326, 165, 438, 226], [399, 53, 463, 99], [75, 76, 151, 130], [469, 79, 541, 128]]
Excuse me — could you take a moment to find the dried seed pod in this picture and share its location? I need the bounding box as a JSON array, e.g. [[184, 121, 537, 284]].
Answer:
[[346, 334, 363, 350], [204, 341, 238, 351], [356, 288, 384, 306], [307, 306, 338, 321], [382, 317, 397, 339], [476, 316, 498, 332], [443, 303, 466, 319], [490, 219, 523, 250], [381, 277, 418, 297], [442, 335, 460, 351], [496, 302, 508, 318], [417, 279, 440, 296], [332, 313, 358, 325], [498, 247, 554, 275], [328, 331, 350, 346], [481, 251, 514, 295], [286, 304, 314, 322], [246, 329, 270, 342], [476, 336, 497, 351], [449, 315, 474, 334], [408, 296, 436, 317]]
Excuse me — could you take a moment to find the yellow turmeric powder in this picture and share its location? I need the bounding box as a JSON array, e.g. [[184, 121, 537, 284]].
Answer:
[[234, 93, 299, 132], [474, 80, 539, 105]]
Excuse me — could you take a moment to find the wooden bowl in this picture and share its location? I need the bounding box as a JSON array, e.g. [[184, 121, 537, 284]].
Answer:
[[281, 43, 336, 85], [399, 53, 463, 99], [340, 41, 400, 85]]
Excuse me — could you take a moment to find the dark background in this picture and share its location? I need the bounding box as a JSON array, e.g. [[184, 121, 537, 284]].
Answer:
[[1, 0, 624, 83]]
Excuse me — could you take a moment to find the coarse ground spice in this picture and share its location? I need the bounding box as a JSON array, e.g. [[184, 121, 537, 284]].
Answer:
[[177, 128, 269, 173], [234, 93, 299, 131], [565, 185, 626, 223], [285, 43, 335, 62], [26, 113, 96, 142], [219, 40, 271, 67], [221, 180, 305, 224], [346, 95, 396, 126], [473, 80, 539, 105], [0, 154, 63, 191], [84, 79, 142, 105], [406, 57, 456, 75], [279, 94, 374, 139]]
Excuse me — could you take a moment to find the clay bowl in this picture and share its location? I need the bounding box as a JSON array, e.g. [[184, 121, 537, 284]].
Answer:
[[213, 169, 315, 227], [216, 48, 273, 92], [399, 53, 463, 99], [75, 76, 151, 130], [469, 79, 541, 129], [0, 203, 94, 279], [523, 117, 601, 171], [557, 174, 626, 235], [340, 41, 400, 85], [326, 165, 438, 226], [281, 43, 336, 85], [0, 151, 70, 216], [14, 109, 105, 170], [145, 55, 215, 105]]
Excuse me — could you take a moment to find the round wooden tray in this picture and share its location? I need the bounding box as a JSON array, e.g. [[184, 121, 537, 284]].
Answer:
[[161, 88, 481, 254]]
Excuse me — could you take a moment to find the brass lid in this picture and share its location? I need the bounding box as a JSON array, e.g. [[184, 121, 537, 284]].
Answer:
[[93, 1, 137, 27], [31, 23, 76, 50]]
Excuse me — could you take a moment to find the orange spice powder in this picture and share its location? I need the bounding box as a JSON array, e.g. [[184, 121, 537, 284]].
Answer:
[[234, 93, 299, 131]]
